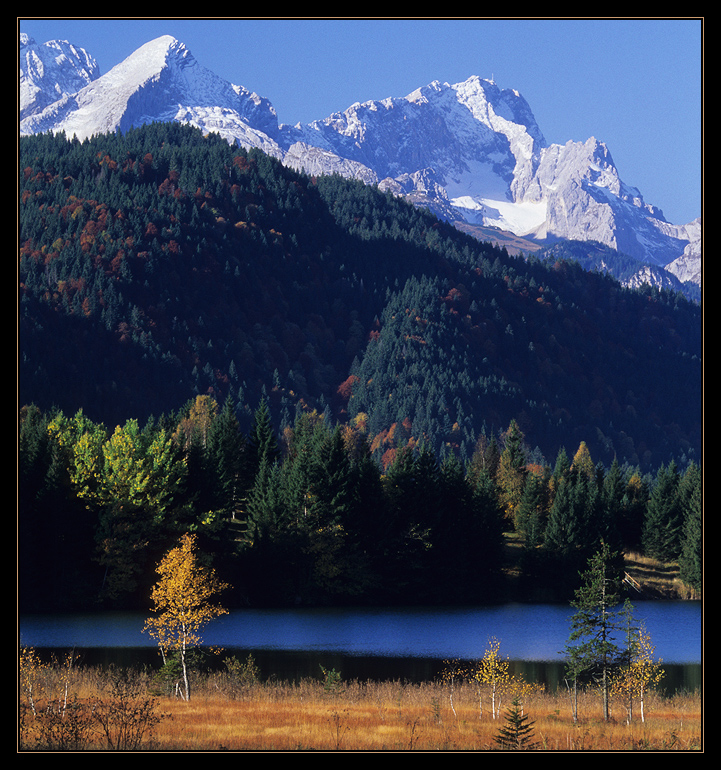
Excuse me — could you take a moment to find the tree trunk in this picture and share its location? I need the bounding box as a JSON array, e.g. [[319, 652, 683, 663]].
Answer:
[[602, 667, 609, 721], [181, 638, 190, 701], [565, 678, 578, 723]]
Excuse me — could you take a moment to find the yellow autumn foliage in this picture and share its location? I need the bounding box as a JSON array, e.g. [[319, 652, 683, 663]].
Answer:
[[144, 533, 229, 657]]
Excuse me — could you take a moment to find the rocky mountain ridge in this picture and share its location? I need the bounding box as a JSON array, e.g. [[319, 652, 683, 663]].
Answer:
[[19, 32, 701, 290]]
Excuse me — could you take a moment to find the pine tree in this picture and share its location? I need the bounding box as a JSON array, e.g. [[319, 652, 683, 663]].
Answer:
[[496, 420, 528, 526], [601, 457, 626, 550], [516, 470, 547, 548], [206, 395, 249, 518], [314, 425, 357, 526], [620, 469, 650, 551], [642, 461, 682, 561], [544, 469, 582, 559], [380, 445, 435, 597], [281, 412, 328, 526], [247, 397, 280, 476], [548, 446, 570, 508], [678, 462, 702, 592], [245, 454, 282, 543], [563, 542, 626, 721], [493, 696, 539, 750]]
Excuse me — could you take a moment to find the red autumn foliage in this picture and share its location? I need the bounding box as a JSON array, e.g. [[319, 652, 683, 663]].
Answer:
[[337, 375, 359, 402]]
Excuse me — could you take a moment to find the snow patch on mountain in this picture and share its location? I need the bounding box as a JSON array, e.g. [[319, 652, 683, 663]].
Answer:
[[19, 33, 701, 287]]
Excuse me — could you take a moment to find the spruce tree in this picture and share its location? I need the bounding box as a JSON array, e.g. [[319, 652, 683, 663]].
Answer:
[[493, 696, 539, 750], [245, 449, 283, 545], [315, 424, 356, 526], [642, 461, 682, 561], [248, 397, 280, 475], [544, 469, 582, 559], [207, 395, 249, 517], [678, 463, 702, 592], [563, 541, 626, 721], [601, 457, 626, 550], [516, 470, 547, 548]]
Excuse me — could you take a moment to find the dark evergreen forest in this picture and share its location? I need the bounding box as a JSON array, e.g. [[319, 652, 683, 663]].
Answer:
[[18, 124, 702, 611]]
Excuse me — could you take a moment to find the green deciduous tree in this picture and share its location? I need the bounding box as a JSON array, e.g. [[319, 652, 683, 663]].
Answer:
[[74, 418, 186, 520], [91, 420, 187, 601]]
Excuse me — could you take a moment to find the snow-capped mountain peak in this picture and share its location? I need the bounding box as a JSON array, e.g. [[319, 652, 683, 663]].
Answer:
[[19, 33, 700, 282], [20, 35, 282, 154]]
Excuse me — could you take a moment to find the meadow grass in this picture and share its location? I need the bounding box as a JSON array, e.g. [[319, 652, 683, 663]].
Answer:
[[19, 657, 702, 751]]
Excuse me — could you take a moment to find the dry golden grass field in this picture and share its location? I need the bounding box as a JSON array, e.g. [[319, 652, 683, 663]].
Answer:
[[19, 658, 702, 752]]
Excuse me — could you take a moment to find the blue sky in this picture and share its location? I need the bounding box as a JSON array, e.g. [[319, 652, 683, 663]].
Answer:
[[19, 18, 703, 225]]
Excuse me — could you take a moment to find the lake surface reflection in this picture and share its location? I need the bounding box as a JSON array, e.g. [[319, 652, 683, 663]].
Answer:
[[20, 600, 701, 663], [19, 601, 702, 694]]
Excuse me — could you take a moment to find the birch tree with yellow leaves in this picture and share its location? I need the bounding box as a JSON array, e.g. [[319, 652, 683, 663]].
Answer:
[[611, 614, 665, 724], [143, 533, 229, 701], [470, 637, 513, 720]]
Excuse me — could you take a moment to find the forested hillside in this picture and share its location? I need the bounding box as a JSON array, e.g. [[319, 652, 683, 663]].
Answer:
[[18, 124, 702, 611], [19, 123, 701, 471]]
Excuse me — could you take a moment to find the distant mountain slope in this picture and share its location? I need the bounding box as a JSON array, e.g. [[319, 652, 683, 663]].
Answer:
[[535, 240, 701, 303], [19, 33, 701, 282], [19, 124, 702, 470]]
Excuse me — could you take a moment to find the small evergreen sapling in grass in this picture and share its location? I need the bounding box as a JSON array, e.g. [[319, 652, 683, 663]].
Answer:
[[494, 696, 539, 750]]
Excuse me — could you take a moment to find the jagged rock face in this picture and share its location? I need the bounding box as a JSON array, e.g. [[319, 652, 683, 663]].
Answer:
[[20, 33, 100, 120], [283, 142, 380, 184], [283, 82, 694, 268], [284, 77, 543, 188], [19, 34, 700, 278], [664, 219, 702, 285], [280, 77, 545, 217], [517, 138, 689, 265]]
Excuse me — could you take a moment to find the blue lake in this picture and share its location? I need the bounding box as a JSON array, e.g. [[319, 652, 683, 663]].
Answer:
[[20, 600, 700, 663]]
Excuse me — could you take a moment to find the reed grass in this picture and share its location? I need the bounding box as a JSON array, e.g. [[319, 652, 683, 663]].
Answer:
[[19, 658, 702, 751]]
